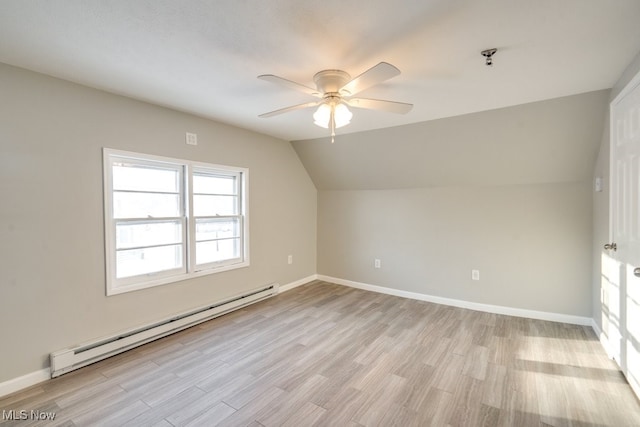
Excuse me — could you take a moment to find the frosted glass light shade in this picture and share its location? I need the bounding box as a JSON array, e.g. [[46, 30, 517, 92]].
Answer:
[[313, 104, 331, 128], [333, 103, 352, 128]]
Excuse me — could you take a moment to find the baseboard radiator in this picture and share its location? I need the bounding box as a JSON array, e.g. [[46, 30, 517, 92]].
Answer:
[[50, 283, 279, 378]]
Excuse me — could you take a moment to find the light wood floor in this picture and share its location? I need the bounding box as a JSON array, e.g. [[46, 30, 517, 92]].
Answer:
[[1, 280, 640, 426]]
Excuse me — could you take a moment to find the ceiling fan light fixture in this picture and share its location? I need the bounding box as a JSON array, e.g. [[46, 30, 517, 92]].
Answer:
[[259, 62, 412, 143], [313, 102, 352, 129]]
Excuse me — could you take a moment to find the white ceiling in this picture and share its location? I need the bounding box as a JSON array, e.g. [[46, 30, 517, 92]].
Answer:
[[1, 1, 639, 142]]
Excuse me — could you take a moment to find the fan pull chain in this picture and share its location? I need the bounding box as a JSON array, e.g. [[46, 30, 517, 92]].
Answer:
[[330, 109, 336, 143]]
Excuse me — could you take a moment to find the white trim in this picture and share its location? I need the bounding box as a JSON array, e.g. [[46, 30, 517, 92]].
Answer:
[[611, 67, 640, 106], [591, 318, 603, 340], [279, 274, 319, 293], [317, 275, 592, 326], [0, 369, 50, 399], [591, 318, 614, 359]]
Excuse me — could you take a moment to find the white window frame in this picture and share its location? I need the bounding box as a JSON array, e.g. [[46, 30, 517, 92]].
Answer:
[[103, 148, 249, 295]]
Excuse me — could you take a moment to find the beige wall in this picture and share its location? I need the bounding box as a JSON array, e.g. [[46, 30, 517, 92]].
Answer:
[[296, 91, 609, 317], [318, 183, 592, 316], [592, 50, 640, 332], [0, 63, 317, 383]]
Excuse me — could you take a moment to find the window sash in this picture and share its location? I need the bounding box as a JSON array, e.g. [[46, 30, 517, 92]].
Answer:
[[194, 215, 244, 270]]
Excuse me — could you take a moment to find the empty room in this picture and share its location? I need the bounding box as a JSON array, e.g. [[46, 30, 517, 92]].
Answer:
[[2, 1, 640, 426]]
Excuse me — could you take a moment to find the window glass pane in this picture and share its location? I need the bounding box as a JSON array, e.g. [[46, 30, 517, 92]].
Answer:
[[116, 244, 183, 278], [195, 218, 239, 242], [113, 163, 180, 193], [116, 220, 183, 250], [114, 192, 180, 218], [193, 173, 236, 195], [196, 239, 240, 265], [193, 195, 237, 216]]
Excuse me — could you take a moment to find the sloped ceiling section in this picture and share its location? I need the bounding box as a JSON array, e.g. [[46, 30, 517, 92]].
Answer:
[[291, 90, 609, 190]]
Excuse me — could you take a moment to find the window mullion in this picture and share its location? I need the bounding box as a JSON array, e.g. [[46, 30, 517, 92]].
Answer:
[[185, 164, 195, 274]]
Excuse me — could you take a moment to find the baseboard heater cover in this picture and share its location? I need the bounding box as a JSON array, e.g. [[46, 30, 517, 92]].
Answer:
[[50, 283, 279, 378]]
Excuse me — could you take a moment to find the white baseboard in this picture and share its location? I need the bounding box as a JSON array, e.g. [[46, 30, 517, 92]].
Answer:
[[591, 318, 615, 359], [591, 318, 603, 339], [317, 274, 593, 326], [278, 274, 318, 293], [0, 368, 50, 399]]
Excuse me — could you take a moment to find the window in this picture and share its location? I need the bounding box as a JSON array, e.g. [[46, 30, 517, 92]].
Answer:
[[103, 148, 248, 295]]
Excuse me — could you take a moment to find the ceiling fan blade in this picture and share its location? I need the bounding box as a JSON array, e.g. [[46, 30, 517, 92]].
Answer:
[[339, 62, 401, 96], [258, 74, 321, 97], [346, 98, 413, 114], [259, 101, 321, 118]]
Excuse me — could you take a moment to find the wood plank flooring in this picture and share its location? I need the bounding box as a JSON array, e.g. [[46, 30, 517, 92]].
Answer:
[[1, 280, 640, 426]]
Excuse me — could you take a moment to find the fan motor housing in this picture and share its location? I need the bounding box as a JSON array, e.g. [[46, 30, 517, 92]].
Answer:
[[313, 70, 351, 94]]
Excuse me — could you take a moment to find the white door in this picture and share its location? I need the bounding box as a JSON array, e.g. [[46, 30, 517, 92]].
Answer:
[[609, 70, 640, 398]]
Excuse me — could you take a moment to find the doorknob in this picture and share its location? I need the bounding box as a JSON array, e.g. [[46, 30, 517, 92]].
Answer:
[[604, 242, 617, 251], [635, 268, 640, 278]]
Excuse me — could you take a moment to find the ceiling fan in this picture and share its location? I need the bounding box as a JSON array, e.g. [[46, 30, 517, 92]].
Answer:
[[258, 62, 413, 142]]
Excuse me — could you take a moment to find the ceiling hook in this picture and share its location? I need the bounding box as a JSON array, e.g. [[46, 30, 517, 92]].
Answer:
[[481, 48, 497, 66]]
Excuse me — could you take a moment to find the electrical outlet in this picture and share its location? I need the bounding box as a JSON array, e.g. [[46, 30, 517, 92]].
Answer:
[[374, 259, 381, 269], [288, 255, 293, 265], [472, 270, 480, 280]]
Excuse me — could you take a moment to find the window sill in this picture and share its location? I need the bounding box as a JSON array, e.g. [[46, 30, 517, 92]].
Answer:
[[106, 260, 250, 296]]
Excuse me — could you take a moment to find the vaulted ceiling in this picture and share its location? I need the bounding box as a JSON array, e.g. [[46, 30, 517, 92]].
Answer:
[[1, 1, 639, 142]]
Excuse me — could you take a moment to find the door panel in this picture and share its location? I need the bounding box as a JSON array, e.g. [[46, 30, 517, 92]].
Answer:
[[610, 73, 640, 397]]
